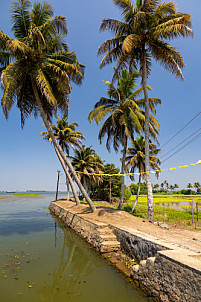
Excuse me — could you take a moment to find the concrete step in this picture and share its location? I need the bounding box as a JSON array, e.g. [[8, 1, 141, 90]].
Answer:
[[100, 241, 121, 253], [97, 227, 112, 235], [99, 234, 117, 242]]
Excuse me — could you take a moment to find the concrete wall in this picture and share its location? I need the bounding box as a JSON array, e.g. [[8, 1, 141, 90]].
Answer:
[[111, 226, 201, 302]]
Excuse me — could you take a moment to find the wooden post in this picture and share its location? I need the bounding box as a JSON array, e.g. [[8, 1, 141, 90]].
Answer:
[[55, 170, 61, 201], [196, 202, 199, 223], [192, 199, 194, 225], [109, 177, 112, 203]]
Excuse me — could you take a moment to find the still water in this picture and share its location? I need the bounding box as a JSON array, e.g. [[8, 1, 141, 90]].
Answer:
[[0, 194, 152, 302]]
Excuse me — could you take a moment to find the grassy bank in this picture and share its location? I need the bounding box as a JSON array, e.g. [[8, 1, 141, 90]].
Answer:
[[123, 195, 201, 227]]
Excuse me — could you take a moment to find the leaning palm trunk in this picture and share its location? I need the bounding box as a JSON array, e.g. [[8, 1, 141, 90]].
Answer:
[[31, 78, 96, 212], [130, 174, 141, 213], [83, 178, 88, 203], [142, 46, 154, 223], [118, 135, 127, 210], [54, 146, 80, 205], [66, 175, 70, 201]]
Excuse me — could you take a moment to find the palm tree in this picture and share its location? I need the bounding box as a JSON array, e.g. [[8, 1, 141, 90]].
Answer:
[[89, 70, 160, 209], [97, 0, 193, 222], [70, 146, 104, 201], [194, 182, 200, 192], [187, 183, 193, 189], [125, 135, 161, 212], [163, 180, 169, 191], [40, 116, 85, 201], [0, 0, 95, 211], [153, 184, 159, 191], [174, 184, 179, 191]]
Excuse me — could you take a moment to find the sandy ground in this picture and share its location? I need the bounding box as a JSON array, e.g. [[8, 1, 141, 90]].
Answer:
[[55, 200, 201, 253]]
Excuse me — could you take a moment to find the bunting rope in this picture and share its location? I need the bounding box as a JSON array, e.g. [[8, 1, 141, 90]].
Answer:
[[74, 160, 201, 177]]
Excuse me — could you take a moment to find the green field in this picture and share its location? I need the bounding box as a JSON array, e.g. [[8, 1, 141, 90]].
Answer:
[[121, 195, 201, 227]]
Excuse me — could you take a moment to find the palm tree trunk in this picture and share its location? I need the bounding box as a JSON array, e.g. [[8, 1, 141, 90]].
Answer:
[[31, 77, 96, 212], [66, 175, 70, 200], [83, 177, 87, 203], [118, 134, 127, 210], [130, 174, 141, 213], [142, 45, 154, 223], [54, 146, 80, 205]]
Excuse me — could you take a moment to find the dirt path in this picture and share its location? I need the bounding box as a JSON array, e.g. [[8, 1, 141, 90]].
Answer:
[[56, 200, 201, 253]]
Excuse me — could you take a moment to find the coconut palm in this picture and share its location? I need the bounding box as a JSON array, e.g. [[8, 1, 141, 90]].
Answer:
[[89, 70, 160, 209], [194, 182, 200, 192], [40, 116, 86, 200], [0, 0, 95, 211], [98, 0, 193, 221], [187, 183, 193, 189], [153, 184, 159, 191], [70, 146, 104, 200], [125, 135, 161, 212]]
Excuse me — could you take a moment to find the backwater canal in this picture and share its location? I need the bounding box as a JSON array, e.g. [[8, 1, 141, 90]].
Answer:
[[0, 194, 153, 302]]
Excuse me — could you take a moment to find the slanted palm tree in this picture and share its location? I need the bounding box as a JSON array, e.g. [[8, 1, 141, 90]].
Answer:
[[70, 146, 104, 201], [98, 0, 193, 221], [0, 0, 95, 211], [40, 116, 85, 201], [89, 70, 160, 209], [125, 135, 161, 212]]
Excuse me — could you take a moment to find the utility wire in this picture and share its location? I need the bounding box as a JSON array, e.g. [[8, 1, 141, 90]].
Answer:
[[161, 112, 201, 148], [160, 127, 201, 159], [162, 132, 201, 163]]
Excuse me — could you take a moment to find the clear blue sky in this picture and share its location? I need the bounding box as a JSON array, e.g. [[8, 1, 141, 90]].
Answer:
[[0, 0, 200, 191]]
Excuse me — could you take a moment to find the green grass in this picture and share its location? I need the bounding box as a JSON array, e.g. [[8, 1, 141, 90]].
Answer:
[[14, 193, 39, 197], [122, 195, 201, 226]]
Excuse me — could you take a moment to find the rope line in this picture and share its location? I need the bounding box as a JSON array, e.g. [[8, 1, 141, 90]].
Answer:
[[73, 160, 201, 177]]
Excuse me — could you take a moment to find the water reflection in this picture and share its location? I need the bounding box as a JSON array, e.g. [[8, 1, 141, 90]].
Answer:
[[0, 195, 152, 302]]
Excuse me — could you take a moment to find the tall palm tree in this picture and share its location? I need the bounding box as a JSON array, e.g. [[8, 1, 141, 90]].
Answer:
[[125, 135, 161, 212], [187, 183, 193, 189], [70, 146, 104, 200], [0, 0, 95, 211], [174, 184, 179, 191], [98, 0, 193, 221], [40, 116, 85, 201], [89, 70, 160, 209]]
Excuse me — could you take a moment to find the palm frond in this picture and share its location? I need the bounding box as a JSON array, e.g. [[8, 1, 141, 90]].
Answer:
[[11, 0, 31, 40]]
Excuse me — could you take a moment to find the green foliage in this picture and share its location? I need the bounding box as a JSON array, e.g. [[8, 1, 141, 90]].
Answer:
[[70, 145, 104, 189], [124, 189, 131, 201], [0, 0, 85, 126], [129, 182, 147, 195], [180, 189, 196, 195], [40, 116, 85, 155], [91, 163, 121, 202], [98, 0, 193, 81]]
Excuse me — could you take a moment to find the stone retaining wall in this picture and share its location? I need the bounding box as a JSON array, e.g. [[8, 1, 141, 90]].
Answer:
[[50, 202, 201, 302], [49, 202, 120, 253]]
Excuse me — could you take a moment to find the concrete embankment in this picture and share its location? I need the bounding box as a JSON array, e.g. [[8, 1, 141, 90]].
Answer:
[[49, 201, 201, 302]]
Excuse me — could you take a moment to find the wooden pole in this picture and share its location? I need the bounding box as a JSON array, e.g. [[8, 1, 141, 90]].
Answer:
[[110, 178, 111, 203], [55, 170, 61, 201], [196, 202, 199, 223], [192, 199, 194, 225]]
